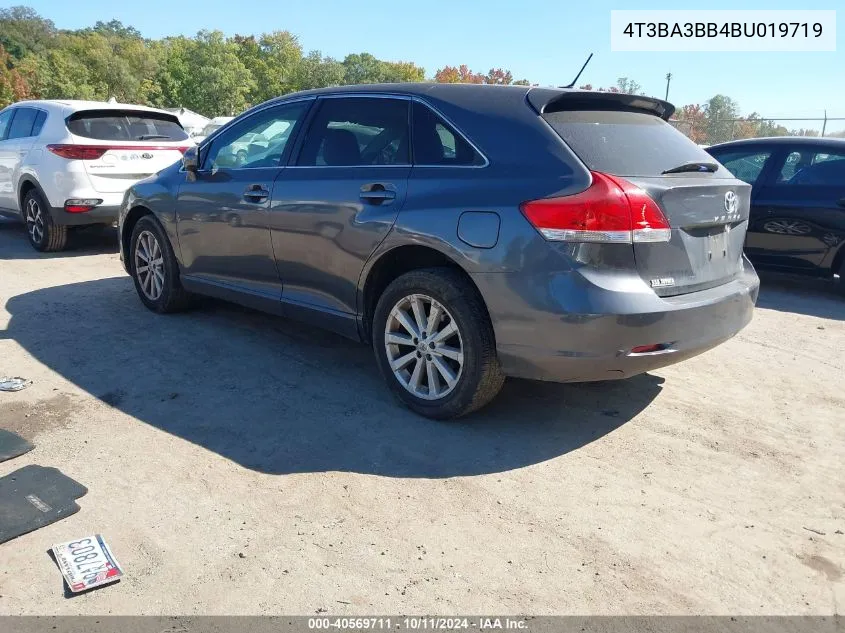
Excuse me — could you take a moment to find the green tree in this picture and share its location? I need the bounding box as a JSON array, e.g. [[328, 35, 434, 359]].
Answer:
[[616, 77, 643, 95], [703, 94, 740, 144], [0, 6, 56, 61], [294, 51, 345, 90], [0, 44, 32, 107], [156, 31, 253, 116], [342, 53, 386, 84], [380, 60, 425, 83]]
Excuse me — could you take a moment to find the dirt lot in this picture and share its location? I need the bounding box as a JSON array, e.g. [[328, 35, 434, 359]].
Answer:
[[0, 216, 843, 615]]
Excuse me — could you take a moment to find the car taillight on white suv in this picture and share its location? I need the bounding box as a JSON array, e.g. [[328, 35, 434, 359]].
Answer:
[[47, 144, 190, 159]]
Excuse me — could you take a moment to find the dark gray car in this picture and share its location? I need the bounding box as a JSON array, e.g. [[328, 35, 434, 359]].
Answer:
[[118, 84, 759, 419]]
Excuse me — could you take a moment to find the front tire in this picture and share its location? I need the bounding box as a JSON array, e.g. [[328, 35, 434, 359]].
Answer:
[[372, 267, 504, 419], [23, 190, 67, 252], [129, 215, 192, 313]]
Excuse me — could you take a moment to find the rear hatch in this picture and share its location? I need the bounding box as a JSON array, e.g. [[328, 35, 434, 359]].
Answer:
[[66, 109, 190, 193], [537, 95, 750, 297]]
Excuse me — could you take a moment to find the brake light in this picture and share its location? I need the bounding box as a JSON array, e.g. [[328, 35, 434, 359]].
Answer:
[[520, 171, 671, 244], [47, 144, 190, 159], [48, 144, 109, 160]]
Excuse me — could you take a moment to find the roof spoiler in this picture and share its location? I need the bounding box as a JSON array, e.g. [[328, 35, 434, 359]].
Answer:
[[527, 89, 675, 121]]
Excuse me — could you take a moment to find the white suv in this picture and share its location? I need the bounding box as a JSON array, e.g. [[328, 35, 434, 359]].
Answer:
[[0, 100, 191, 251]]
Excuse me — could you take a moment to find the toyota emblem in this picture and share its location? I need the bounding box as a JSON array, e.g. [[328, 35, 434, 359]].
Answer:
[[140, 152, 153, 160], [724, 191, 738, 214]]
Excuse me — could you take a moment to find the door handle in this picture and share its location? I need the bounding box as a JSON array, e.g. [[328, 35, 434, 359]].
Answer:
[[359, 184, 396, 205], [243, 185, 269, 202]]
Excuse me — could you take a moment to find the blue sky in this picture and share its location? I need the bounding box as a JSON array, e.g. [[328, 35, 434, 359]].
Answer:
[[14, 0, 845, 120]]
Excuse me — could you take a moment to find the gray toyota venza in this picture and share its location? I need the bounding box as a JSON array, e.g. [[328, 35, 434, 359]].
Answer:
[[119, 83, 759, 419]]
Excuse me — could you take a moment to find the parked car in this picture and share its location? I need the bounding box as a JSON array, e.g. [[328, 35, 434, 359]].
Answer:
[[707, 137, 845, 289], [191, 116, 235, 144], [0, 100, 191, 251], [118, 84, 759, 419]]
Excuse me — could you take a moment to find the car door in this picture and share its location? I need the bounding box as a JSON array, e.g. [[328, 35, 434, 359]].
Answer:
[[747, 146, 845, 272], [0, 108, 38, 212], [175, 99, 312, 304], [0, 108, 16, 211], [708, 145, 778, 267], [271, 96, 411, 336]]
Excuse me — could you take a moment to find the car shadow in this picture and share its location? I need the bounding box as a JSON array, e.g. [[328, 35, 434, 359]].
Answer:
[[756, 271, 845, 321], [0, 215, 119, 259], [2, 277, 664, 478]]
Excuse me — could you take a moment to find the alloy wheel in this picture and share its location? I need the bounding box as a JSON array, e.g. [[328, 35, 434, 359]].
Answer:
[[134, 230, 165, 301], [25, 198, 44, 245], [384, 293, 464, 401]]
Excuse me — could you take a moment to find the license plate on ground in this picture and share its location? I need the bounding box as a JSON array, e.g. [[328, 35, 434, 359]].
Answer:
[[52, 534, 123, 592]]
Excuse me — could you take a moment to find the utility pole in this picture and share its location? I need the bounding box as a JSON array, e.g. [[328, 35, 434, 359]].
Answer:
[[821, 110, 827, 137], [665, 73, 672, 101]]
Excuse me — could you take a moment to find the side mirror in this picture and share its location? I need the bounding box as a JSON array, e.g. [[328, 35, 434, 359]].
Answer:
[[182, 146, 199, 173]]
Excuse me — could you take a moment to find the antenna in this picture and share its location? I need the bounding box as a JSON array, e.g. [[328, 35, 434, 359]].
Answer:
[[563, 53, 594, 89]]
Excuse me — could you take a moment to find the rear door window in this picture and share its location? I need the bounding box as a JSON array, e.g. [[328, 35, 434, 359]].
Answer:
[[67, 110, 188, 141], [542, 109, 723, 177], [711, 149, 773, 185], [296, 97, 410, 166], [31, 110, 47, 137], [7, 107, 37, 139], [412, 102, 485, 166]]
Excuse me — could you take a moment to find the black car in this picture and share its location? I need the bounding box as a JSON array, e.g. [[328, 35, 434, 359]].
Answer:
[[707, 137, 845, 290]]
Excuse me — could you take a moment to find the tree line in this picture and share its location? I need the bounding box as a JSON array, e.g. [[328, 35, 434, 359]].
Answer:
[[1, 6, 837, 142]]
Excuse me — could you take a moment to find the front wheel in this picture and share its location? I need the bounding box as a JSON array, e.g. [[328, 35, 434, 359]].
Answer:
[[372, 268, 504, 419]]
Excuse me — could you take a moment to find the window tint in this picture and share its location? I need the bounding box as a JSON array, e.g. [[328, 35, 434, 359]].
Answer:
[[0, 109, 12, 140], [67, 109, 188, 141], [712, 150, 772, 185], [412, 102, 484, 166], [7, 108, 38, 139], [32, 110, 47, 137], [778, 149, 845, 185], [543, 110, 720, 177], [206, 101, 308, 170], [297, 98, 409, 166]]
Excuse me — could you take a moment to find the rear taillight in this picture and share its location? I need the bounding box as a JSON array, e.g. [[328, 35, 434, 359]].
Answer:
[[47, 144, 191, 159], [520, 171, 671, 244], [47, 144, 109, 160]]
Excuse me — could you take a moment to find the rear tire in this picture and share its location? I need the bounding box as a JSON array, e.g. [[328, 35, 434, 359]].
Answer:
[[129, 215, 192, 313], [372, 267, 504, 420], [23, 189, 67, 252]]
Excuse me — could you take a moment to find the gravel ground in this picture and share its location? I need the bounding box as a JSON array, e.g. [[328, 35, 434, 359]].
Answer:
[[0, 216, 843, 615]]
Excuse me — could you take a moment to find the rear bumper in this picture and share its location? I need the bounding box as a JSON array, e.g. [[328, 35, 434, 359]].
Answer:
[[473, 259, 760, 383], [50, 204, 120, 226]]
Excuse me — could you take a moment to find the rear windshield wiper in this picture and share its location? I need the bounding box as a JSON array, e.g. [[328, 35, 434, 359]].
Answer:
[[136, 134, 172, 140], [661, 161, 719, 175]]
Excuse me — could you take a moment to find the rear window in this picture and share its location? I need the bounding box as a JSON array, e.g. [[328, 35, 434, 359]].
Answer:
[[542, 110, 721, 177], [67, 109, 188, 142]]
